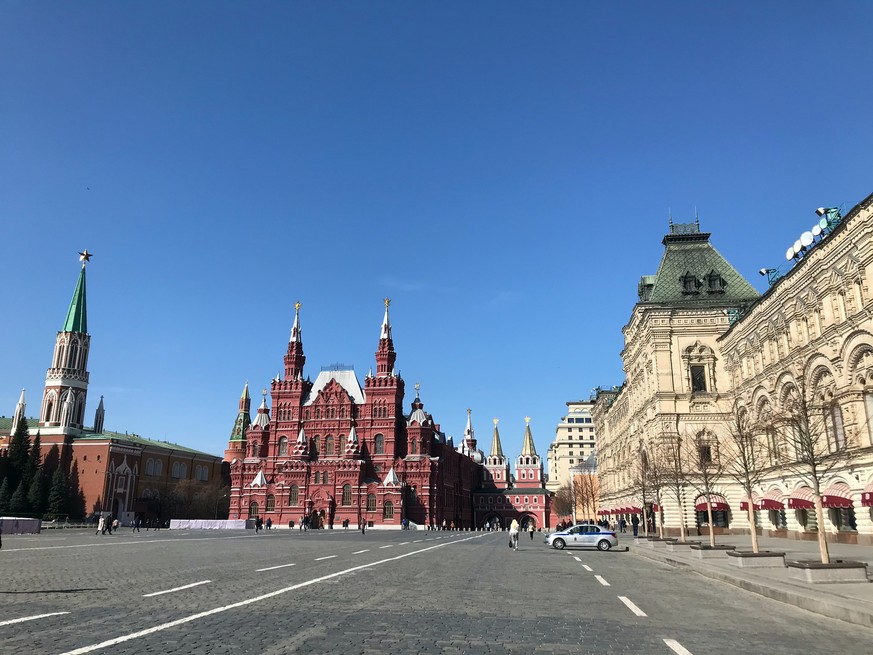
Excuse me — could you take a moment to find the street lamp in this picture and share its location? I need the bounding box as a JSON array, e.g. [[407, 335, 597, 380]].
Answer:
[[215, 494, 228, 520]]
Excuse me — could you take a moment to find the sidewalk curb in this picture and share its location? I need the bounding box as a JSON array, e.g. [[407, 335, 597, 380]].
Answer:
[[630, 546, 873, 629]]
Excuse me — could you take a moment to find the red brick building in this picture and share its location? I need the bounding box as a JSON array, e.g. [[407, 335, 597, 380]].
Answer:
[[225, 301, 553, 530]]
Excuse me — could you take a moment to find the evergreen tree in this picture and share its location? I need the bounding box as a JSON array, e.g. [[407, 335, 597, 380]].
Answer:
[[22, 432, 41, 492], [9, 480, 29, 514], [27, 468, 46, 515], [68, 460, 86, 519], [6, 417, 30, 490], [47, 468, 69, 518], [0, 477, 10, 514]]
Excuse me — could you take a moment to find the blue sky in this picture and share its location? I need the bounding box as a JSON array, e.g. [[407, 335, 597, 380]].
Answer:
[[2, 2, 872, 459]]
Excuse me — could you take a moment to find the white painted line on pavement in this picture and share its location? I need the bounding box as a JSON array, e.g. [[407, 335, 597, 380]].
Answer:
[[379, 545, 393, 549], [664, 639, 694, 655], [618, 596, 647, 617], [314, 555, 336, 561], [0, 534, 259, 553], [582, 565, 593, 572], [352, 549, 369, 554], [256, 563, 296, 572], [399, 542, 409, 545], [143, 580, 210, 597], [58, 533, 489, 655], [413, 540, 422, 543], [594, 575, 610, 586], [0, 612, 70, 627], [573, 556, 581, 562]]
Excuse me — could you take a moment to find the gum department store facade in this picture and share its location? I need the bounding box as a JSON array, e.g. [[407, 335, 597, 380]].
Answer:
[[595, 192, 873, 545], [225, 302, 552, 530]]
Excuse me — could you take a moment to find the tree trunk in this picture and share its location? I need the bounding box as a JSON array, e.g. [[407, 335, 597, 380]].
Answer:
[[641, 507, 649, 537], [706, 501, 715, 547], [747, 504, 760, 553], [814, 496, 830, 564], [678, 498, 687, 542]]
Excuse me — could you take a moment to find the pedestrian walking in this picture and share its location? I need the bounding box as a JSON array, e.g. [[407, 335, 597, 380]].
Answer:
[[509, 518, 520, 550], [97, 516, 106, 535], [631, 514, 640, 537], [529, 523, 535, 541], [266, 518, 272, 530]]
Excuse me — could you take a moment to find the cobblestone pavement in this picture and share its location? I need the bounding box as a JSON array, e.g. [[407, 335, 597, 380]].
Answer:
[[1, 529, 871, 654]]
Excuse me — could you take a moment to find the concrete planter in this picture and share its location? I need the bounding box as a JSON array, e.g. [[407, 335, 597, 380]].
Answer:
[[665, 540, 701, 552], [726, 550, 786, 568], [786, 560, 870, 584], [689, 544, 736, 559]]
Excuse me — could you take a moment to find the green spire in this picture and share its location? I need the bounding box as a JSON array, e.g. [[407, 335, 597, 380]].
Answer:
[[63, 264, 88, 333]]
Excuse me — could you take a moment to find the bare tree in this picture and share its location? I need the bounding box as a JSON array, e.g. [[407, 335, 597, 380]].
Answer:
[[644, 447, 668, 539], [572, 459, 599, 523], [660, 436, 689, 542], [770, 377, 857, 564], [683, 428, 727, 548], [629, 446, 651, 536], [721, 399, 771, 553], [552, 484, 574, 520]]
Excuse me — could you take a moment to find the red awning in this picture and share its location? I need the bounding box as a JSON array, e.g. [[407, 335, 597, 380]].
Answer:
[[739, 493, 761, 512], [627, 506, 642, 514], [862, 483, 873, 508], [787, 487, 815, 509], [820, 483, 853, 508], [695, 493, 729, 512], [651, 503, 661, 512], [759, 488, 785, 510]]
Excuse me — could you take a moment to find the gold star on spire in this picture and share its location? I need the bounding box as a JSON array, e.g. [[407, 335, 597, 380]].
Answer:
[[493, 418, 499, 426], [78, 249, 93, 265], [525, 416, 531, 425], [384, 297, 391, 308], [294, 301, 302, 313]]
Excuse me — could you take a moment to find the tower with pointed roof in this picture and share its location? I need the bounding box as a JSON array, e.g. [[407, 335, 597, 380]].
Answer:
[[365, 298, 405, 466], [224, 382, 252, 462], [39, 253, 92, 437], [456, 408, 484, 463], [516, 417, 544, 487], [484, 418, 510, 489]]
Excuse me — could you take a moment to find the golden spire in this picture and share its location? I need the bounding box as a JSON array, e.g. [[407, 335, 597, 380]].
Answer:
[[294, 301, 302, 313], [384, 297, 391, 308]]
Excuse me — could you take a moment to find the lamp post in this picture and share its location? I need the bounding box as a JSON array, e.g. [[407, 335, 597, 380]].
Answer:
[[215, 493, 228, 520]]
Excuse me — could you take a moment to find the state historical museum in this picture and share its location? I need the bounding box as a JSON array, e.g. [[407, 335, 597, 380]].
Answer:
[[225, 301, 552, 530]]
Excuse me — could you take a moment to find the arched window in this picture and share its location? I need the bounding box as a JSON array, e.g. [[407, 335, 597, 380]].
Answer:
[[249, 501, 259, 517], [290, 485, 299, 505], [367, 493, 376, 511], [383, 501, 394, 519], [374, 434, 385, 455], [410, 439, 418, 455], [68, 341, 79, 368], [179, 463, 187, 479], [826, 403, 847, 451], [266, 495, 275, 512], [155, 460, 163, 476], [146, 459, 155, 476], [312, 436, 320, 458], [200, 465, 208, 482], [172, 462, 180, 479], [325, 435, 335, 456], [45, 400, 54, 423], [313, 471, 319, 484], [194, 465, 201, 480], [342, 484, 352, 506], [278, 436, 288, 457]]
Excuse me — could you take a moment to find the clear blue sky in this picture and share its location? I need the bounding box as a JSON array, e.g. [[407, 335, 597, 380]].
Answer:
[[2, 2, 872, 459]]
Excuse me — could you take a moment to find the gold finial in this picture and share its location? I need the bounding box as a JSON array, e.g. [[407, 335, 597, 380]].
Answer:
[[384, 297, 391, 308], [78, 249, 93, 265], [493, 418, 499, 427], [294, 301, 301, 313], [466, 408, 471, 416], [525, 416, 531, 425]]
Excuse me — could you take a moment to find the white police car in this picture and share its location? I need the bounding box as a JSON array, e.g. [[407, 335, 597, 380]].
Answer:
[[545, 523, 618, 551]]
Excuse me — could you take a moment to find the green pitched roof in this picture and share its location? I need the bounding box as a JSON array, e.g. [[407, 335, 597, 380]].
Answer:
[[639, 226, 759, 306], [63, 265, 88, 333]]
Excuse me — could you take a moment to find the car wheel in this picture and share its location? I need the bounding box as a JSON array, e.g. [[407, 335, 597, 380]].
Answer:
[[597, 539, 612, 551], [552, 538, 566, 550]]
